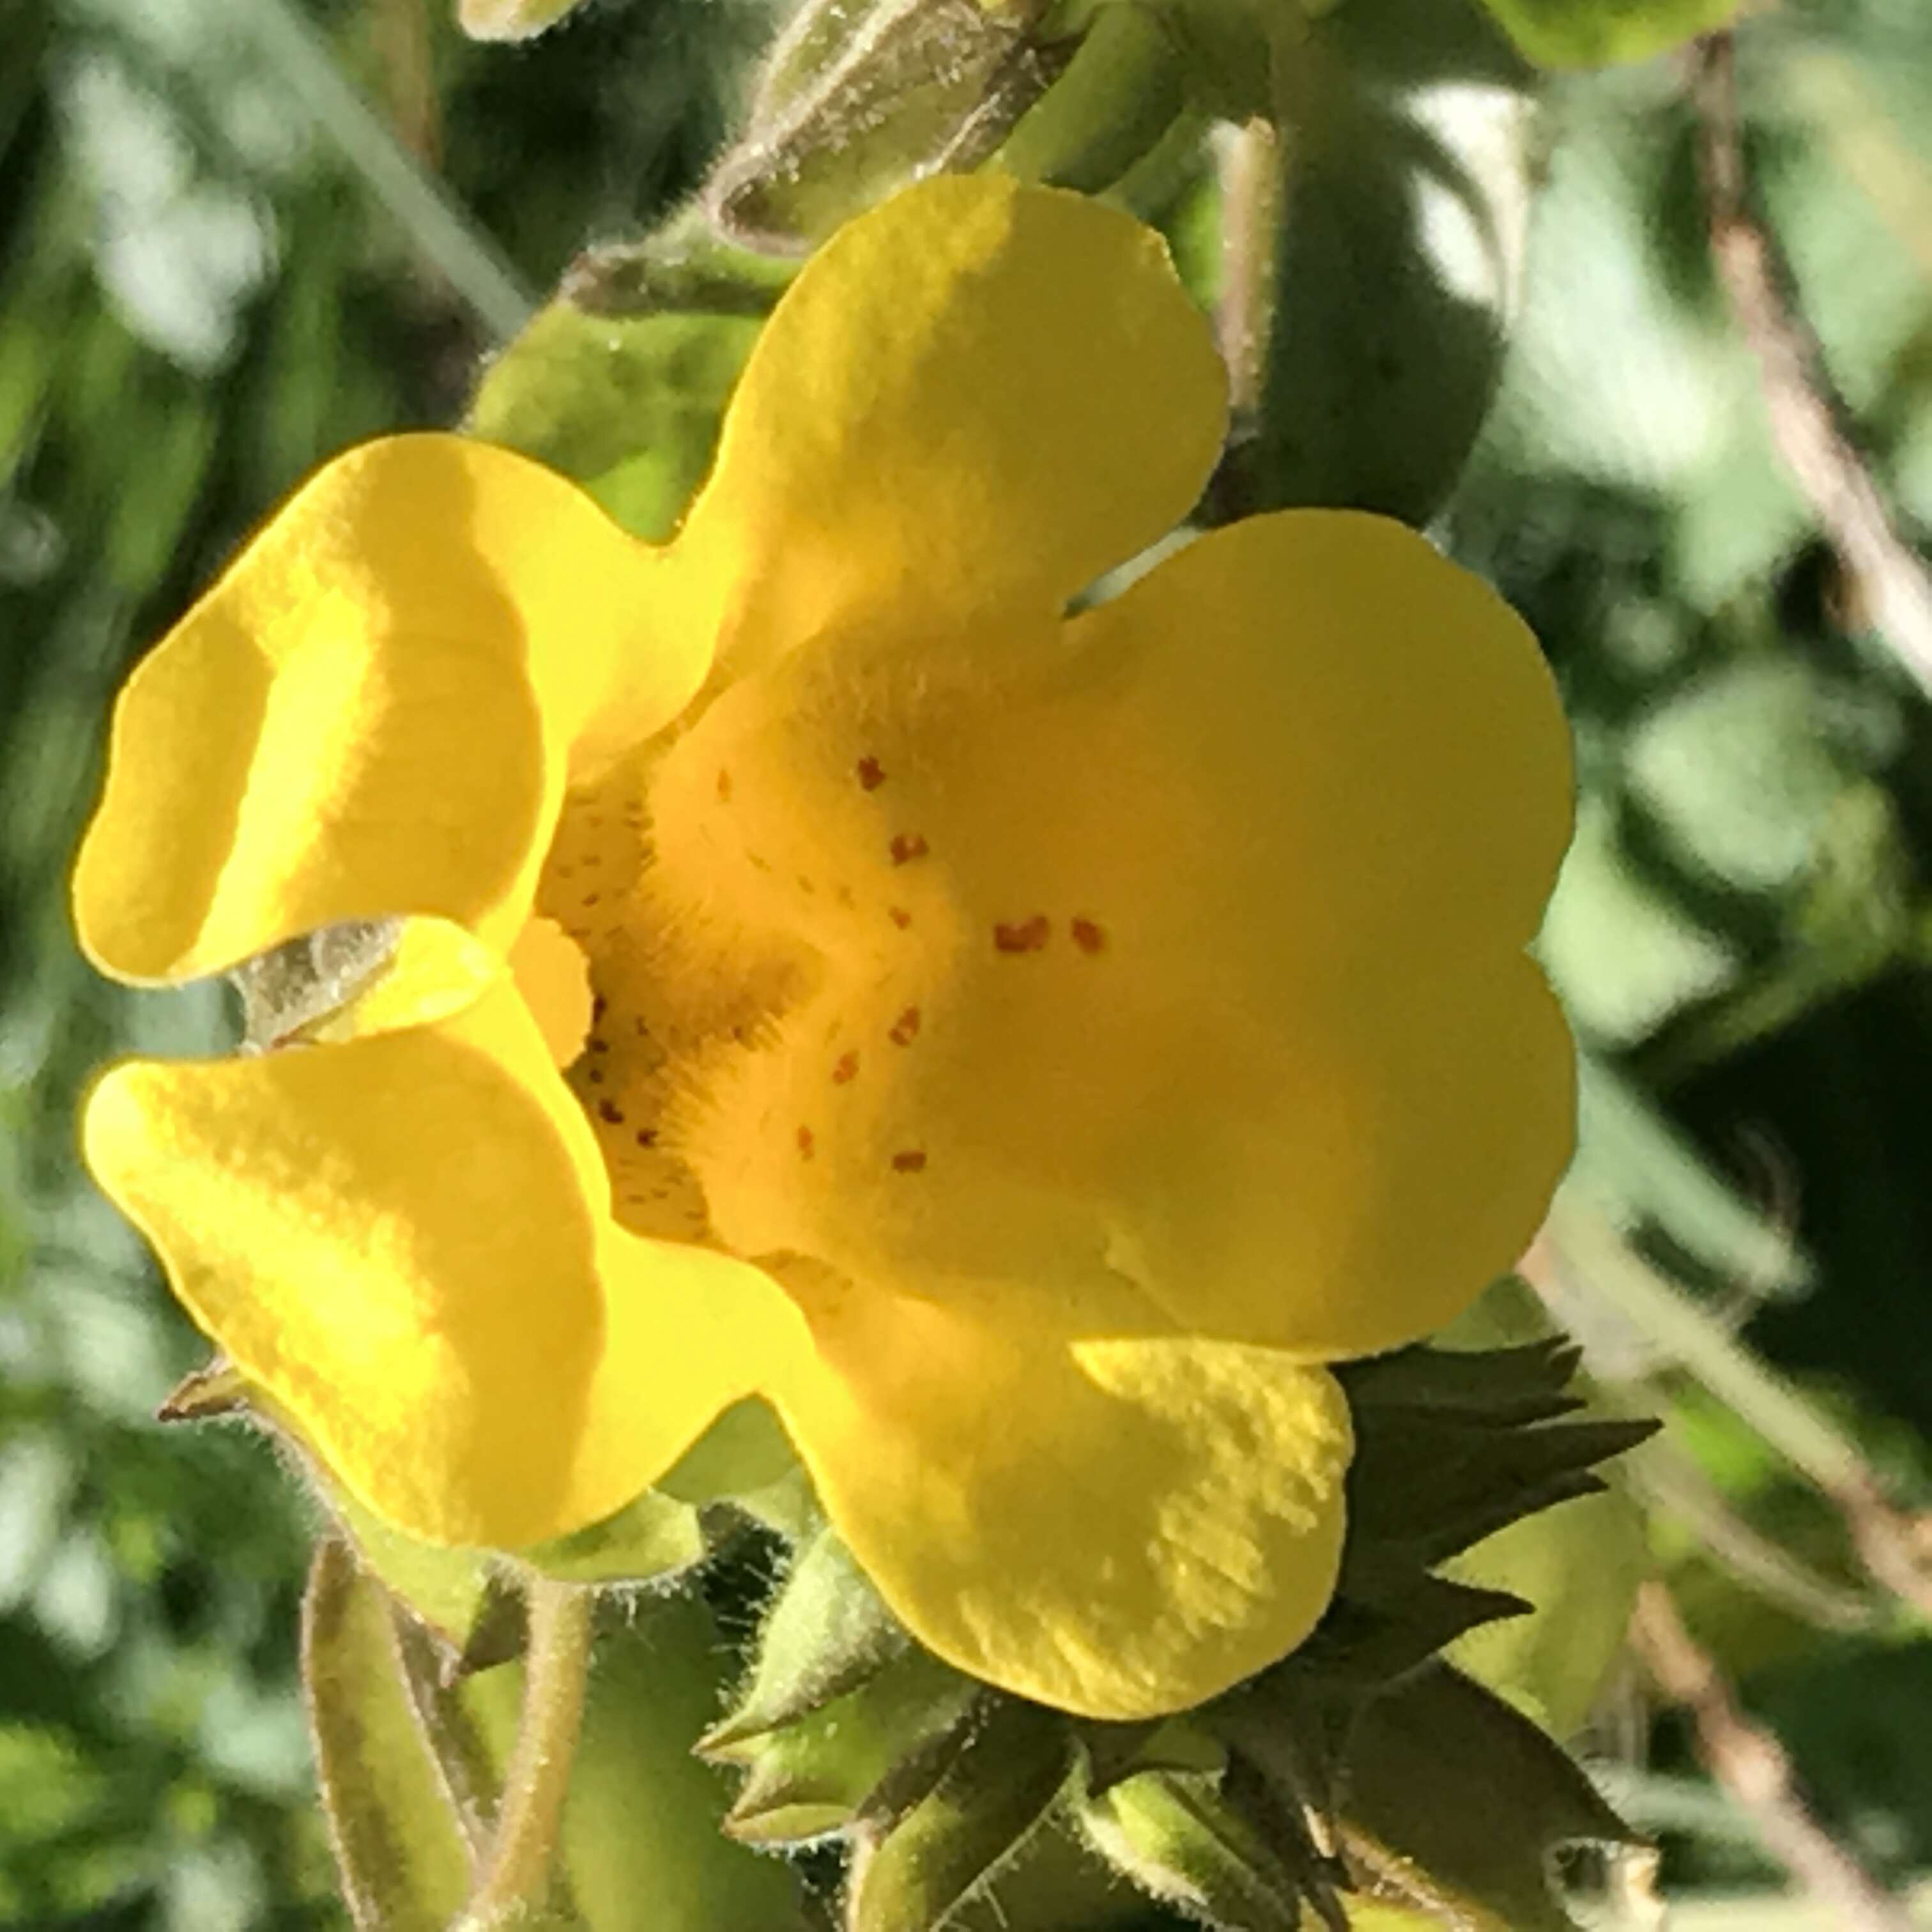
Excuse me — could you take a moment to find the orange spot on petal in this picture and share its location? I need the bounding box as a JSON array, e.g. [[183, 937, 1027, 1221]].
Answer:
[[1071, 917, 1107, 954], [993, 915, 1050, 954], [833, 1050, 860, 1085], [857, 756, 886, 790], [888, 1006, 921, 1046], [889, 833, 929, 865], [887, 906, 912, 930], [797, 1126, 815, 1160], [891, 1150, 928, 1174]]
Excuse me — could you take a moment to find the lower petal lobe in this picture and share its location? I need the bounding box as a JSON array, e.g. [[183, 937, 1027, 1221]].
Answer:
[[83, 976, 791, 1550], [768, 1259, 1351, 1721]]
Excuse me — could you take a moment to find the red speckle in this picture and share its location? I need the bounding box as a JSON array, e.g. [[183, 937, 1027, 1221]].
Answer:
[[833, 1050, 860, 1085], [797, 1126, 815, 1160], [887, 906, 912, 930], [891, 1150, 928, 1174], [993, 915, 1051, 954], [634, 1128, 658, 1148], [857, 756, 886, 790], [1071, 917, 1107, 954], [717, 769, 733, 802], [588, 1037, 609, 1054], [597, 1098, 625, 1124], [889, 833, 930, 866], [889, 1006, 921, 1046], [583, 892, 601, 908]]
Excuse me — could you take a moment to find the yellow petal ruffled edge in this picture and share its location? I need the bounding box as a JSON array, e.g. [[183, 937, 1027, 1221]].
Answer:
[[74, 435, 713, 986]]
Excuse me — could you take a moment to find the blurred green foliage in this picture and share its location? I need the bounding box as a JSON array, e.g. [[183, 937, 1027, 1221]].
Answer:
[[4, 0, 1932, 1922]]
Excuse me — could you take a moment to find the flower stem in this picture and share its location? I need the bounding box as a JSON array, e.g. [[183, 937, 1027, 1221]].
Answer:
[[459, 1576, 594, 1928]]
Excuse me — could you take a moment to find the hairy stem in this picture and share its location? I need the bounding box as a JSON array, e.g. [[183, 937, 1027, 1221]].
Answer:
[[459, 1577, 594, 1928]]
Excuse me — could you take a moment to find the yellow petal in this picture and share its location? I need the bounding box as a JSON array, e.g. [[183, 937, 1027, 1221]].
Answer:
[[767, 1261, 1350, 1720], [74, 435, 710, 985], [509, 917, 595, 1065], [674, 176, 1227, 661], [652, 510, 1573, 1360], [82, 976, 800, 1549]]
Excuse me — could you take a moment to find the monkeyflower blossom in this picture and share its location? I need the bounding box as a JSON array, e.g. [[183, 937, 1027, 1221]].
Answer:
[[75, 176, 1573, 1722]]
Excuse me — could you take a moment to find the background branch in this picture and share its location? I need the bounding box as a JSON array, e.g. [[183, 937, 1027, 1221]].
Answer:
[[1630, 1581, 1915, 1932], [1691, 31, 1932, 695]]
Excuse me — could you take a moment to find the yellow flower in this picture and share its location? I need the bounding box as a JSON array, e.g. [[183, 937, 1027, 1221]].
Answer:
[[74, 176, 1574, 1722]]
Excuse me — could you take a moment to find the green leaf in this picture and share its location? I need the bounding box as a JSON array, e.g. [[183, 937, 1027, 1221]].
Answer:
[[1473, 0, 1740, 69], [1254, 0, 1537, 525], [459, 1594, 814, 1929], [465, 233, 783, 543], [1335, 1663, 1642, 1931], [302, 1538, 476, 1932], [1444, 1485, 1651, 1738], [848, 1699, 1075, 1932], [565, 1595, 815, 1929]]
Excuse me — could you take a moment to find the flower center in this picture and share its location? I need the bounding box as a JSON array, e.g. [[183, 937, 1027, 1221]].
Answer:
[[533, 617, 1116, 1282]]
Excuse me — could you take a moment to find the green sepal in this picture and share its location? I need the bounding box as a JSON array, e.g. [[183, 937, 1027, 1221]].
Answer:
[[1285, 1570, 1535, 1692], [714, 1651, 980, 1847], [1344, 1335, 1588, 1427], [1328, 1662, 1643, 1929], [1472, 0, 1741, 68], [162, 1358, 508, 1661], [704, 1523, 912, 1754], [1428, 1278, 1656, 1736], [157, 1357, 250, 1422], [327, 1483, 500, 1660], [846, 1699, 1076, 1932], [228, 919, 400, 1050], [1248, 0, 1538, 526], [654, 1397, 814, 1538], [707, 1338, 1652, 1927], [1076, 1768, 1319, 1932], [705, 0, 1070, 251], [302, 1538, 477, 1932], [519, 1488, 707, 1588], [1337, 1340, 1659, 1576], [465, 226, 785, 544]]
